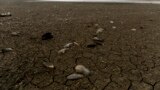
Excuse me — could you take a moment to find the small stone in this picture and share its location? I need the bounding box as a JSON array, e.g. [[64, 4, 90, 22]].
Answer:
[[0, 12, 12, 17], [42, 62, 54, 69], [131, 28, 136, 31], [96, 28, 104, 34], [1, 48, 13, 53], [64, 43, 73, 48], [75, 65, 90, 76], [11, 32, 20, 36], [58, 48, 69, 54], [112, 26, 116, 29], [110, 21, 114, 24], [42, 32, 53, 40], [67, 73, 84, 80]]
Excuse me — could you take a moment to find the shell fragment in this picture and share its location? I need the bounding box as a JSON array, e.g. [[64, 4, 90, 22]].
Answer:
[[67, 73, 84, 80], [58, 48, 69, 54], [42, 62, 54, 69]]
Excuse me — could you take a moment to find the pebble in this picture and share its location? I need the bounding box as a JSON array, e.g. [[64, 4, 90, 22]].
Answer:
[[58, 48, 69, 54], [96, 28, 104, 34], [1, 48, 13, 53], [110, 21, 114, 24], [94, 23, 99, 27], [11, 32, 20, 36], [67, 73, 84, 80], [131, 28, 136, 31], [75, 65, 90, 76], [0, 12, 12, 17], [42, 62, 54, 69], [64, 43, 73, 48], [112, 26, 116, 29], [42, 32, 53, 40]]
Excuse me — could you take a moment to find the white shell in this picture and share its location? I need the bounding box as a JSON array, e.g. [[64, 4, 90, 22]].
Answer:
[[67, 73, 84, 80], [112, 26, 116, 29], [96, 28, 104, 34], [42, 62, 54, 69], [110, 21, 114, 24], [58, 48, 68, 54], [75, 65, 90, 76], [64, 43, 73, 48]]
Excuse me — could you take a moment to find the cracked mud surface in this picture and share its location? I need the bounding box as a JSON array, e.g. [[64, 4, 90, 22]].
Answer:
[[0, 2, 160, 90]]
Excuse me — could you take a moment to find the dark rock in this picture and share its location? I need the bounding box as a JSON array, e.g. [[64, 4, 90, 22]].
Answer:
[[139, 26, 144, 29], [87, 43, 97, 48], [93, 41, 103, 45], [42, 32, 53, 40]]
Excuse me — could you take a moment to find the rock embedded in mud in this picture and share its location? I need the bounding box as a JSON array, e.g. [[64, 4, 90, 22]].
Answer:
[[0, 12, 12, 17], [75, 65, 90, 76], [67, 73, 84, 80], [42, 32, 53, 40], [42, 62, 54, 69]]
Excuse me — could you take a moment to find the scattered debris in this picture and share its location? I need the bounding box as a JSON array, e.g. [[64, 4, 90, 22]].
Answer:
[[96, 28, 104, 34], [75, 65, 90, 76], [42, 32, 53, 40], [67, 73, 84, 80], [1, 48, 13, 53], [42, 62, 54, 69], [58, 48, 69, 54], [110, 21, 114, 24], [11, 32, 20, 36], [131, 28, 136, 31], [112, 26, 116, 29], [64, 43, 73, 48], [0, 12, 12, 17]]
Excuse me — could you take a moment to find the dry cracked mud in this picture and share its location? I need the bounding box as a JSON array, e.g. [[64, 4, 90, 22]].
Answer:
[[0, 1, 160, 90]]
